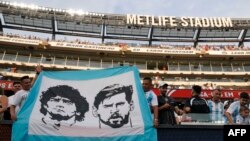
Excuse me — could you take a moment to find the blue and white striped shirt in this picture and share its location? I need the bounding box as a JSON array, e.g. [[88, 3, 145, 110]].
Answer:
[[207, 100, 224, 122]]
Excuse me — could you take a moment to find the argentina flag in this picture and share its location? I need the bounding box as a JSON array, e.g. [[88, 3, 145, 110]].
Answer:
[[12, 66, 157, 141]]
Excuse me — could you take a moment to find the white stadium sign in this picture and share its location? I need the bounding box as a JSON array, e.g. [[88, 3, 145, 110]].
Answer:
[[127, 14, 233, 28]]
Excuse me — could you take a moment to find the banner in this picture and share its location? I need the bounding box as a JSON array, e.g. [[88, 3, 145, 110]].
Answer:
[[0, 36, 40, 45], [208, 50, 250, 56], [49, 41, 120, 52], [12, 66, 157, 141], [130, 47, 196, 55]]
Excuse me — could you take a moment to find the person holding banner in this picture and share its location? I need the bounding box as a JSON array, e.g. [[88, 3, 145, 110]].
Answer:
[[10, 65, 41, 121], [142, 77, 158, 127], [40, 85, 89, 130], [5, 81, 22, 120], [92, 84, 134, 128], [10, 76, 32, 121]]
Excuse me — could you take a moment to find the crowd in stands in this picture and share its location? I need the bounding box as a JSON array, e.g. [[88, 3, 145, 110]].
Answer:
[[151, 82, 250, 125], [152, 76, 250, 90], [0, 69, 248, 91], [196, 44, 250, 51], [4, 33, 46, 41]]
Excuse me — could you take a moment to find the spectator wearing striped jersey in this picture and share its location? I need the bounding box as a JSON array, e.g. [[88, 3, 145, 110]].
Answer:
[[142, 77, 158, 127], [225, 92, 250, 124], [236, 105, 250, 125], [207, 89, 224, 122]]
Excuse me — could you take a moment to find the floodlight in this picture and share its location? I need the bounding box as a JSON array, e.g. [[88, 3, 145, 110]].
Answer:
[[19, 3, 27, 8], [76, 10, 84, 15], [47, 8, 52, 11], [41, 7, 45, 10], [12, 2, 18, 7], [57, 9, 63, 12], [29, 4, 39, 10], [66, 9, 76, 16]]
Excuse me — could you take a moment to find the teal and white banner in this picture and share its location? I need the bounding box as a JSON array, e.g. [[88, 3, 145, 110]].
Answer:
[[12, 66, 157, 141]]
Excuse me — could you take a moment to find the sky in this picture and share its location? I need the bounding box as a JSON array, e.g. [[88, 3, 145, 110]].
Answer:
[[6, 0, 250, 18]]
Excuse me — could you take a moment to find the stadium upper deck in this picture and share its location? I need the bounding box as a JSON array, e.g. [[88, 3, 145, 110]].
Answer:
[[1, 34, 250, 89]]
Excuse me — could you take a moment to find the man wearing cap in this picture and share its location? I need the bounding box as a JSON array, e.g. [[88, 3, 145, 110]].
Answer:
[[157, 83, 178, 125]]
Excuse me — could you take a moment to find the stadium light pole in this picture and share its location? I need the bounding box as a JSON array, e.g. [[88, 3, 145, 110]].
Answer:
[[193, 28, 201, 48], [148, 26, 154, 46], [101, 22, 106, 44], [0, 19, 3, 35], [238, 29, 248, 47], [51, 16, 56, 40]]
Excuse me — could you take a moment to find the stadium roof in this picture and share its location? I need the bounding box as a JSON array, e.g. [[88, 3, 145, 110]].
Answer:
[[1, 1, 250, 46]]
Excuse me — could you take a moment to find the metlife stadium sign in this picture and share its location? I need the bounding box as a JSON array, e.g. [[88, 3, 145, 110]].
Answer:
[[127, 14, 233, 28]]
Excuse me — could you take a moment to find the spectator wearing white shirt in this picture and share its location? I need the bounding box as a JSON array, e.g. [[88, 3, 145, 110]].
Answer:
[[10, 76, 31, 121], [10, 65, 41, 121], [8, 81, 22, 107]]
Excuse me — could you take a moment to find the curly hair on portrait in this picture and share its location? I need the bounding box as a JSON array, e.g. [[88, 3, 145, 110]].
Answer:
[[40, 85, 89, 121]]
